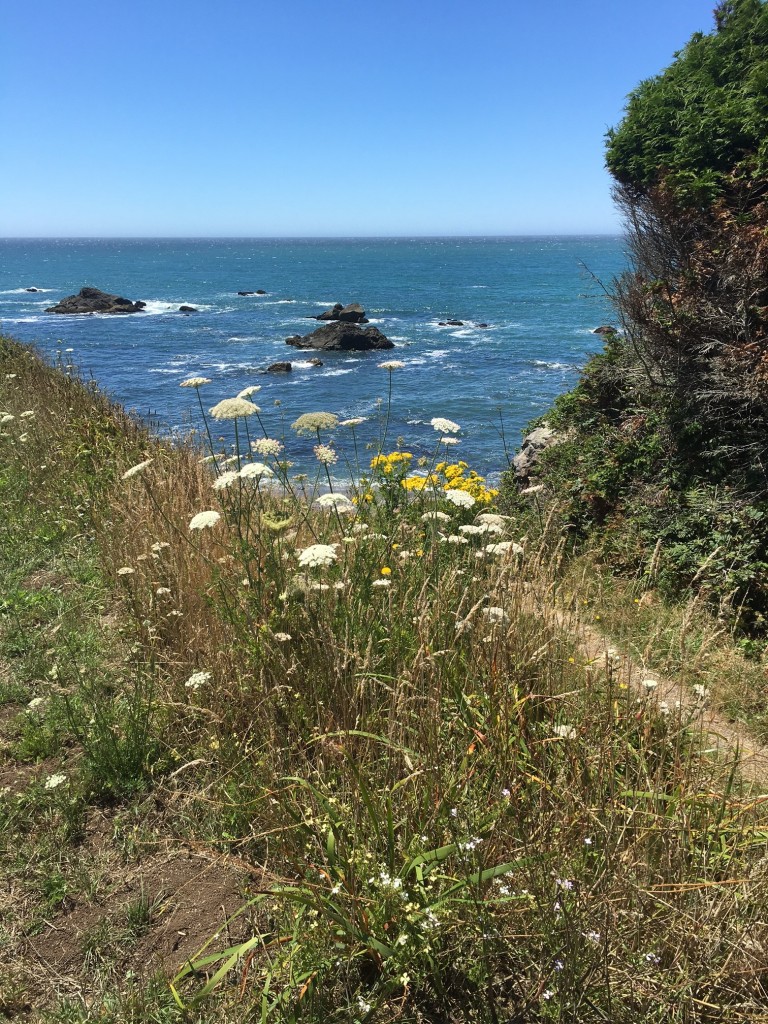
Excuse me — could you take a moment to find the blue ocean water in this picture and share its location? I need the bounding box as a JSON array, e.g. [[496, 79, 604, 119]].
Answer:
[[0, 237, 626, 478]]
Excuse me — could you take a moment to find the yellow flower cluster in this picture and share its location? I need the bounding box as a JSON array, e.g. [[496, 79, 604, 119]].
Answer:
[[370, 451, 413, 476], [434, 461, 498, 504]]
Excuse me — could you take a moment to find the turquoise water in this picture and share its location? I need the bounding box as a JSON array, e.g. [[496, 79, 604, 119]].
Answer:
[[0, 237, 626, 477]]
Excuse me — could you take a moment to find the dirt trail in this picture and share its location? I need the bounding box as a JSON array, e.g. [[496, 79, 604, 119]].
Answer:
[[549, 604, 768, 786]]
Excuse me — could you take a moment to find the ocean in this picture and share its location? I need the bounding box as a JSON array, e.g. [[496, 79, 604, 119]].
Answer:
[[0, 237, 626, 479]]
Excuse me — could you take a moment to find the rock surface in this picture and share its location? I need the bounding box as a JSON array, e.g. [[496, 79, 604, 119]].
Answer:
[[46, 287, 146, 315], [512, 424, 558, 483], [313, 302, 368, 324], [237, 290, 255, 296], [286, 321, 393, 352], [592, 325, 617, 335], [179, 305, 198, 313], [25, 287, 40, 293], [267, 361, 292, 372]]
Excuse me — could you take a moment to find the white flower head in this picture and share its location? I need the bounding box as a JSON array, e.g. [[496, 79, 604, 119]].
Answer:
[[273, 632, 292, 642], [297, 543, 338, 569], [185, 670, 211, 690], [189, 510, 221, 531], [553, 724, 577, 740], [378, 360, 405, 370], [315, 493, 355, 513], [44, 773, 67, 790], [180, 376, 212, 388], [212, 470, 239, 491], [291, 412, 338, 435], [239, 461, 274, 480], [116, 566, 135, 576], [642, 678, 658, 692], [313, 443, 338, 465], [339, 416, 367, 427], [209, 397, 260, 420], [122, 458, 154, 480], [483, 606, 508, 624], [372, 578, 392, 587], [440, 436, 460, 445], [251, 437, 283, 457], [237, 385, 262, 398], [19, 410, 35, 419], [445, 488, 475, 508], [431, 416, 460, 434], [422, 510, 450, 522]]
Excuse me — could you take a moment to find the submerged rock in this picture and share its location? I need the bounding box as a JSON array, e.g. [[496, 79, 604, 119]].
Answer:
[[25, 287, 40, 292], [179, 305, 198, 313], [286, 321, 393, 352], [313, 302, 368, 324], [267, 361, 292, 372], [46, 287, 146, 315]]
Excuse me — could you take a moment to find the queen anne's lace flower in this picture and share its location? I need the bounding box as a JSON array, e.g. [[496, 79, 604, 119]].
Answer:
[[445, 488, 475, 508], [44, 773, 67, 790], [212, 470, 239, 490], [340, 417, 367, 426], [315, 493, 355, 513], [209, 397, 260, 420], [251, 437, 283, 457], [553, 724, 577, 740], [431, 416, 461, 434], [291, 412, 338, 434], [378, 360, 405, 370], [314, 444, 338, 465], [185, 670, 211, 690], [421, 510, 450, 522], [484, 540, 523, 556], [122, 458, 154, 480], [239, 462, 274, 480], [297, 543, 338, 568], [237, 385, 262, 398], [180, 377, 211, 388], [189, 510, 221, 531]]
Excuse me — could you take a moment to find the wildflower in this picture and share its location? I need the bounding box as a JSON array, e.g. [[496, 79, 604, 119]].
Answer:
[[313, 443, 338, 465], [501, 788, 511, 798], [521, 483, 545, 495], [212, 470, 239, 490], [378, 360, 405, 370], [692, 684, 710, 701], [380, 566, 392, 576], [273, 632, 292, 642], [251, 437, 283, 457], [189, 510, 221, 531], [19, 410, 35, 419], [237, 385, 261, 398], [440, 436, 460, 445], [584, 931, 601, 944], [0, 414, 14, 424], [44, 773, 67, 790], [297, 543, 338, 569], [340, 416, 367, 426], [445, 534, 469, 545], [27, 697, 46, 710], [645, 953, 661, 965], [117, 566, 135, 576], [357, 997, 373, 1015], [485, 541, 523, 556], [180, 376, 212, 388], [315, 493, 355, 513], [542, 990, 554, 1001], [372, 578, 391, 588], [430, 416, 461, 434], [483, 606, 508, 624], [239, 461, 274, 480], [556, 878, 574, 890], [422, 510, 450, 522], [445, 488, 475, 508], [458, 524, 486, 536], [553, 724, 577, 740], [209, 397, 260, 420], [477, 512, 510, 527], [122, 458, 154, 480], [291, 412, 338, 434], [185, 670, 211, 690], [642, 678, 658, 693]]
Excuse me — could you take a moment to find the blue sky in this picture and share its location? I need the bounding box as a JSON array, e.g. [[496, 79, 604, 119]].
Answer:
[[3, 0, 717, 236]]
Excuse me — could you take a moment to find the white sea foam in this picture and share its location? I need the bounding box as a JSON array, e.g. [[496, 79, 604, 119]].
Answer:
[[321, 368, 355, 377], [139, 299, 214, 315], [532, 360, 572, 370], [0, 287, 56, 294], [450, 329, 476, 338], [426, 349, 449, 358], [227, 336, 259, 343], [2, 315, 43, 324]]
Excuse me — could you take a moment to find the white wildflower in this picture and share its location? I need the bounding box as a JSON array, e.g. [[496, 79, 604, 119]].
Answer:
[[642, 678, 658, 693], [484, 541, 523, 556], [297, 543, 338, 569], [212, 470, 239, 490], [239, 461, 274, 480], [340, 416, 367, 426], [237, 385, 261, 398], [116, 566, 135, 576], [378, 360, 405, 370], [439, 436, 460, 445], [458, 524, 486, 536], [553, 724, 577, 740], [313, 443, 338, 465], [483, 606, 508, 624], [372, 578, 391, 587], [692, 684, 710, 701], [476, 512, 511, 527], [209, 397, 259, 420], [155, 587, 171, 596], [151, 541, 170, 553], [444, 489, 475, 508], [122, 458, 154, 480], [315, 493, 355, 513], [445, 534, 469, 545], [430, 416, 460, 434], [273, 632, 292, 642], [189, 510, 221, 531], [421, 510, 450, 522], [44, 773, 67, 790], [185, 670, 211, 690], [0, 414, 14, 424], [291, 412, 338, 434], [19, 410, 35, 419], [27, 697, 46, 710], [251, 437, 283, 457], [179, 376, 211, 388]]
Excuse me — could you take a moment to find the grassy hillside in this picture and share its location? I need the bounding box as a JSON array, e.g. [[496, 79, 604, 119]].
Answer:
[[1, 335, 767, 1022]]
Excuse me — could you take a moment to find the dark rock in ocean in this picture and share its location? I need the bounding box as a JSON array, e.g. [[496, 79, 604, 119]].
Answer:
[[286, 321, 394, 352], [25, 287, 40, 292], [477, 323, 489, 329], [238, 290, 255, 296], [256, 289, 267, 295], [46, 287, 146, 315], [445, 319, 464, 326], [592, 325, 617, 335], [307, 358, 323, 367], [314, 302, 368, 324], [179, 305, 198, 313], [438, 322, 446, 326], [267, 361, 292, 372]]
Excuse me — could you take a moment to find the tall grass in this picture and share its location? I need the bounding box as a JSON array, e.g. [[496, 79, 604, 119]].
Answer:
[[2, 335, 767, 1022]]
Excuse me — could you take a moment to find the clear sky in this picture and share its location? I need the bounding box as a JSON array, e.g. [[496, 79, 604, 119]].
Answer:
[[3, 0, 717, 237]]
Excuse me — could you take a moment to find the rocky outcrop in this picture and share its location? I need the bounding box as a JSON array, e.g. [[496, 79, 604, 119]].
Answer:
[[46, 287, 146, 315], [286, 321, 393, 352], [267, 361, 292, 372], [238, 290, 255, 296], [512, 424, 558, 483], [25, 287, 40, 293], [592, 325, 618, 336], [179, 305, 198, 313], [313, 302, 368, 324]]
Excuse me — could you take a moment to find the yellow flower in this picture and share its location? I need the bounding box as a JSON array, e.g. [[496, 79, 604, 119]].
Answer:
[[381, 567, 392, 576]]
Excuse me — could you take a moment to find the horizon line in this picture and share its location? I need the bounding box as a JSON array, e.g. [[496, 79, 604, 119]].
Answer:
[[1, 232, 623, 242]]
